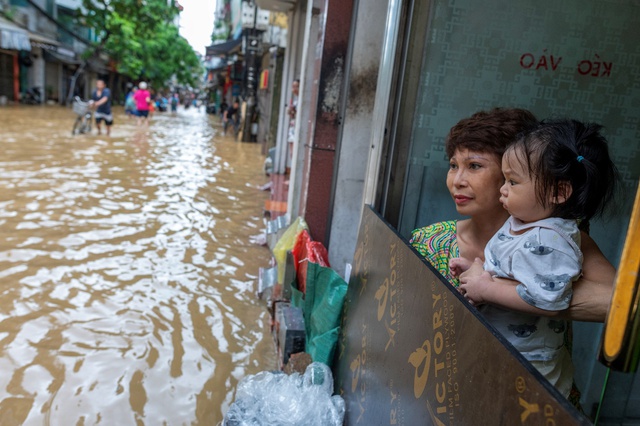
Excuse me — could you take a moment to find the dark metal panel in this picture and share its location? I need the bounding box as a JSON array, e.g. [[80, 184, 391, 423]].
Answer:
[[334, 206, 590, 425]]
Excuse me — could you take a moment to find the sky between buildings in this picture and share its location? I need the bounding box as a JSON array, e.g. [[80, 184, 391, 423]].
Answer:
[[178, 0, 217, 56]]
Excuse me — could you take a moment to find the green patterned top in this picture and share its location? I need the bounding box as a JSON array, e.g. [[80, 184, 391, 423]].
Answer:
[[410, 221, 459, 287]]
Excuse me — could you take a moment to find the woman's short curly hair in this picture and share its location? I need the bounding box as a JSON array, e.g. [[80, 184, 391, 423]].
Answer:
[[445, 108, 539, 159]]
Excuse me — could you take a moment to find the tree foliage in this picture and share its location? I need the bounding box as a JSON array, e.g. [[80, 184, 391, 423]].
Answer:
[[78, 0, 201, 86]]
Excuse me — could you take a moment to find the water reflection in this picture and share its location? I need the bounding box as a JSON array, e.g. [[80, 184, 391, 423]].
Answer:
[[0, 106, 276, 424]]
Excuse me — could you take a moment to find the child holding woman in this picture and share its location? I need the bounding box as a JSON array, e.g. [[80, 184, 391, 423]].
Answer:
[[453, 119, 618, 397]]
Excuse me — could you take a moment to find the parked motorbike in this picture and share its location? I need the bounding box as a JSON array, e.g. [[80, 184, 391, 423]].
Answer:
[[22, 87, 42, 105]]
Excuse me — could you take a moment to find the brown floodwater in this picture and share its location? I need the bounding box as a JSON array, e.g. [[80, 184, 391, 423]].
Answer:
[[0, 105, 276, 425]]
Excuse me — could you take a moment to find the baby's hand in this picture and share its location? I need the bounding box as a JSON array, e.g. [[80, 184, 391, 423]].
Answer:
[[459, 257, 484, 280], [449, 257, 472, 277], [459, 270, 494, 306]]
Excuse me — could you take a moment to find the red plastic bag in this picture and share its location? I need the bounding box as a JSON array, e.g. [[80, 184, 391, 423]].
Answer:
[[291, 230, 330, 294], [292, 230, 311, 269]]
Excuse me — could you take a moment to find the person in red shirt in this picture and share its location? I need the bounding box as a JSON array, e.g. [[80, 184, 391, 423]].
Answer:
[[133, 81, 151, 126]]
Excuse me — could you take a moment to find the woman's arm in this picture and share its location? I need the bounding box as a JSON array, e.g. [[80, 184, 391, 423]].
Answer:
[[459, 270, 554, 315], [458, 232, 615, 322], [563, 232, 615, 321], [458, 260, 549, 313]]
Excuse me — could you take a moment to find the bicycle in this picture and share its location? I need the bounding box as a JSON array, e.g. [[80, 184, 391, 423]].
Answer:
[[72, 96, 93, 135]]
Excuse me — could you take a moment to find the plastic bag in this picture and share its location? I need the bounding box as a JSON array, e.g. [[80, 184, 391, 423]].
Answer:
[[296, 262, 347, 366], [272, 217, 308, 285], [291, 230, 330, 294], [223, 362, 345, 426]]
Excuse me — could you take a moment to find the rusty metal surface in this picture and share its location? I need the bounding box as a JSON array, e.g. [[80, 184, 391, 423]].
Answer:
[[299, 0, 355, 244]]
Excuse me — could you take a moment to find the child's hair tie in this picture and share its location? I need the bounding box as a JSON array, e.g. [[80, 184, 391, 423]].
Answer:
[[577, 155, 585, 163]]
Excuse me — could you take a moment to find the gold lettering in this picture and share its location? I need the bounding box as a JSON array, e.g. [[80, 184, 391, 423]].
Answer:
[[436, 382, 446, 403], [426, 400, 447, 426], [375, 279, 389, 321], [357, 400, 365, 423], [432, 292, 442, 308], [544, 404, 556, 425], [519, 397, 540, 423], [359, 277, 368, 295], [385, 320, 397, 351], [544, 404, 554, 416], [434, 332, 443, 354], [409, 341, 431, 398], [350, 355, 361, 392], [433, 309, 442, 330]]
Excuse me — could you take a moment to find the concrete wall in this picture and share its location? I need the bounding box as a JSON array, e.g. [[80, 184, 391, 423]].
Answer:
[[285, 0, 318, 219], [274, 0, 306, 175], [326, 0, 389, 274]]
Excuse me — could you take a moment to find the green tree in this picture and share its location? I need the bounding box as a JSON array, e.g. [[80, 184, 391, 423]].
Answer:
[[137, 24, 203, 87], [67, 0, 201, 100]]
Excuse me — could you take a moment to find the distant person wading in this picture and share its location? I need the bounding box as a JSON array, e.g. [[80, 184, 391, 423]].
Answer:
[[223, 100, 241, 137], [134, 82, 151, 126], [90, 79, 113, 136], [125, 86, 138, 118]]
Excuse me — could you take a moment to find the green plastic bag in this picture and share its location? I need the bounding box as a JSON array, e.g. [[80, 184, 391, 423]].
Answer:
[[272, 217, 308, 285], [292, 262, 348, 366]]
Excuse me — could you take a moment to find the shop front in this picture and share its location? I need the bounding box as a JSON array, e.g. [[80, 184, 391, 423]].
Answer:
[[0, 15, 31, 101]]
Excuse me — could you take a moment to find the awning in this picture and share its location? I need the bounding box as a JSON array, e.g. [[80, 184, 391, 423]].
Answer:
[[86, 57, 109, 74], [206, 38, 242, 57], [0, 16, 31, 51], [43, 49, 80, 66], [255, 0, 296, 12], [29, 32, 60, 51]]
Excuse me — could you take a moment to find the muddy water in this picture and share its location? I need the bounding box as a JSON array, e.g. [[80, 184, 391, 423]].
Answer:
[[0, 106, 276, 425]]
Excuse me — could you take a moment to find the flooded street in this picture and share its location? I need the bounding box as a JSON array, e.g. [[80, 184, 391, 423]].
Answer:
[[0, 106, 276, 425]]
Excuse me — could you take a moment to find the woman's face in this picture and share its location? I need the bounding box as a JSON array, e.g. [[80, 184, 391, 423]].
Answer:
[[446, 148, 506, 218]]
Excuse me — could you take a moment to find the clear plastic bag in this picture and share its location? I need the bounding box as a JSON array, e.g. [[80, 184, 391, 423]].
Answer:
[[223, 362, 345, 426]]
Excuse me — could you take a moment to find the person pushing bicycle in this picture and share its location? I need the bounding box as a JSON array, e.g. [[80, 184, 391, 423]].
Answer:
[[90, 79, 113, 136]]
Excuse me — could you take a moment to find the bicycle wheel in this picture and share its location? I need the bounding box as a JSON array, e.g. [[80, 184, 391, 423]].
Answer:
[[84, 115, 92, 133], [72, 117, 82, 135], [78, 116, 90, 134]]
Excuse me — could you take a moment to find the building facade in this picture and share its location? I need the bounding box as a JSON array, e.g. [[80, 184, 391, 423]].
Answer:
[[259, 0, 640, 420]]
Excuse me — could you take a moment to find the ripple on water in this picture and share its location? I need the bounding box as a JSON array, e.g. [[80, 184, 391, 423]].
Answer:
[[0, 106, 276, 424]]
